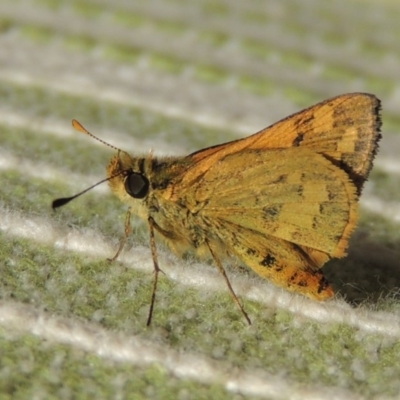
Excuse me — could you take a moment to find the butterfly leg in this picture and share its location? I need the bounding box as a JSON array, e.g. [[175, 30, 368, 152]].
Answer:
[[146, 216, 163, 326], [108, 207, 132, 262], [206, 239, 252, 325]]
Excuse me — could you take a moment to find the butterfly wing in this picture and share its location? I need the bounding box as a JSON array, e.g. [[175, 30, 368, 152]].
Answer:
[[160, 93, 379, 300], [187, 93, 381, 194], [208, 218, 335, 300], [191, 147, 358, 259], [168, 147, 358, 300]]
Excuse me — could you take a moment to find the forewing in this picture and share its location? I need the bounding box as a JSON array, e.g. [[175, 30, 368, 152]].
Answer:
[[192, 147, 358, 259], [185, 93, 380, 193]]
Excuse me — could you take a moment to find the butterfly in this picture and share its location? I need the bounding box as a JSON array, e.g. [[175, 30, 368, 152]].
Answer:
[[53, 93, 381, 325]]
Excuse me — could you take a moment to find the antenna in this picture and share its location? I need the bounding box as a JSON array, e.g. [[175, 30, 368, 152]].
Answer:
[[52, 170, 128, 210], [52, 120, 130, 209], [72, 119, 124, 153]]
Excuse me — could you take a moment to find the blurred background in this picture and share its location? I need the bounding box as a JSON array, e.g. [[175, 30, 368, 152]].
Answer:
[[1, 1, 400, 399]]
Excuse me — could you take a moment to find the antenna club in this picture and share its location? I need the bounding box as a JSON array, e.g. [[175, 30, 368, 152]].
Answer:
[[72, 119, 88, 134]]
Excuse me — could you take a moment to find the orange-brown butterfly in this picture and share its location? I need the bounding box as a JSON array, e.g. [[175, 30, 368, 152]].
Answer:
[[53, 93, 381, 325]]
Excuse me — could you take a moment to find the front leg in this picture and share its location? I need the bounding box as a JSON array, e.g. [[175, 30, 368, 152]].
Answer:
[[146, 216, 163, 326], [108, 208, 132, 262]]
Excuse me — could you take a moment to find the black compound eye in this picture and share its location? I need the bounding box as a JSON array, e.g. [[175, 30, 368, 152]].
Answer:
[[124, 172, 149, 199]]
